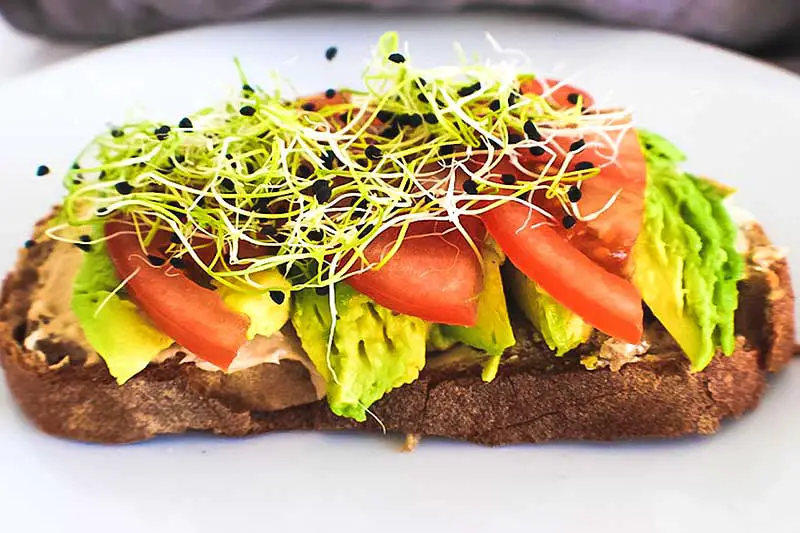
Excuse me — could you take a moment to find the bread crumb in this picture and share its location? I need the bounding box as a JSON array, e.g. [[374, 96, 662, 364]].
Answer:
[[402, 433, 421, 452]]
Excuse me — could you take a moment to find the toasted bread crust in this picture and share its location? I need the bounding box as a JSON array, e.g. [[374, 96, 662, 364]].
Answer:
[[0, 216, 795, 445]]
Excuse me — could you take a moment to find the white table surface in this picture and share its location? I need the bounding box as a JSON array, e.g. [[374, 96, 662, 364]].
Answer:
[[0, 19, 89, 84]]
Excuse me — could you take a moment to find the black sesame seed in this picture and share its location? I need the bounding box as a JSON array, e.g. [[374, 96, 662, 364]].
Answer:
[[240, 105, 256, 116], [242, 84, 254, 93], [408, 114, 423, 127], [524, 120, 542, 141], [569, 139, 586, 152], [380, 125, 400, 139], [417, 92, 429, 103], [365, 145, 383, 160], [246, 162, 256, 174], [508, 92, 520, 106], [489, 99, 501, 112], [75, 235, 92, 252], [417, 77, 427, 87], [566, 92, 580, 105], [35, 165, 50, 177], [388, 52, 406, 63], [314, 184, 332, 203], [424, 112, 438, 124], [24, 239, 35, 249], [567, 186, 583, 203], [325, 88, 336, 98], [508, 133, 523, 144], [308, 229, 324, 242], [301, 102, 316, 112], [562, 215, 577, 229], [225, 154, 233, 160], [169, 257, 186, 269], [574, 161, 594, 171], [462, 179, 479, 195], [296, 165, 312, 179], [529, 146, 546, 157], [170, 232, 182, 244], [269, 290, 286, 305], [111, 128, 124, 138], [439, 144, 455, 156], [377, 110, 394, 122], [114, 181, 134, 195], [178, 117, 193, 129], [175, 154, 185, 164], [154, 125, 171, 141], [312, 179, 328, 193], [96, 207, 109, 217], [457, 82, 481, 97], [325, 46, 338, 61], [220, 177, 235, 190], [147, 255, 166, 267], [397, 114, 411, 127], [501, 174, 516, 185]]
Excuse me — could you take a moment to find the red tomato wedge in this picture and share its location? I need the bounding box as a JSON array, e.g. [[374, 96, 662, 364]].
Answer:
[[517, 116, 647, 277], [520, 78, 595, 110], [481, 201, 643, 344], [345, 218, 485, 326], [104, 219, 250, 370]]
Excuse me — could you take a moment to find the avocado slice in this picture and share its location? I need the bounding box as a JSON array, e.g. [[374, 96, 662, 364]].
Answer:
[[506, 265, 592, 356], [71, 234, 173, 384], [438, 244, 516, 380], [632, 130, 744, 370], [290, 284, 428, 421], [217, 270, 292, 340]]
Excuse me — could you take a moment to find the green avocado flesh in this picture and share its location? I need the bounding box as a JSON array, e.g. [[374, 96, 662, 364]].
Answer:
[[437, 245, 516, 378], [633, 130, 744, 371], [506, 265, 592, 356], [290, 285, 428, 421], [71, 233, 173, 384]]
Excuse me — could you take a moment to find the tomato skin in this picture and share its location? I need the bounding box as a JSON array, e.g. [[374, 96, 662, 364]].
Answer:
[[104, 220, 249, 370], [520, 78, 595, 110], [481, 201, 643, 344], [345, 218, 485, 326], [514, 122, 646, 277]]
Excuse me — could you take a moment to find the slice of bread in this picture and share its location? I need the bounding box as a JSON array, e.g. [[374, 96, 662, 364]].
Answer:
[[0, 215, 795, 445]]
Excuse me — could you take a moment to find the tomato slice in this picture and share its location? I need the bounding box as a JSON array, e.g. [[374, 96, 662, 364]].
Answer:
[[104, 219, 249, 370], [520, 77, 595, 110], [481, 201, 642, 344], [345, 218, 485, 326], [515, 118, 646, 277]]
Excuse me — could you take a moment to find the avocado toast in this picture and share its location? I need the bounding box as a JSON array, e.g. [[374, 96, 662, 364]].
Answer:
[[0, 32, 795, 445]]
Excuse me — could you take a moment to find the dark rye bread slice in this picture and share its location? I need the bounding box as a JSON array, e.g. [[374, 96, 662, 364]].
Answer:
[[0, 217, 796, 445]]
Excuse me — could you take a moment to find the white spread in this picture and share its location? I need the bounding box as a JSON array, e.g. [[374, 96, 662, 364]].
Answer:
[[25, 240, 324, 395], [177, 332, 326, 397], [25, 238, 96, 366]]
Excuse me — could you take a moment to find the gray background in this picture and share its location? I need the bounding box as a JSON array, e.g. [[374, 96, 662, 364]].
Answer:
[[0, 0, 799, 72]]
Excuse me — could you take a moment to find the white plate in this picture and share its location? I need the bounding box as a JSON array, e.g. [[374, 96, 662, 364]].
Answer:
[[1, 13, 799, 533]]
